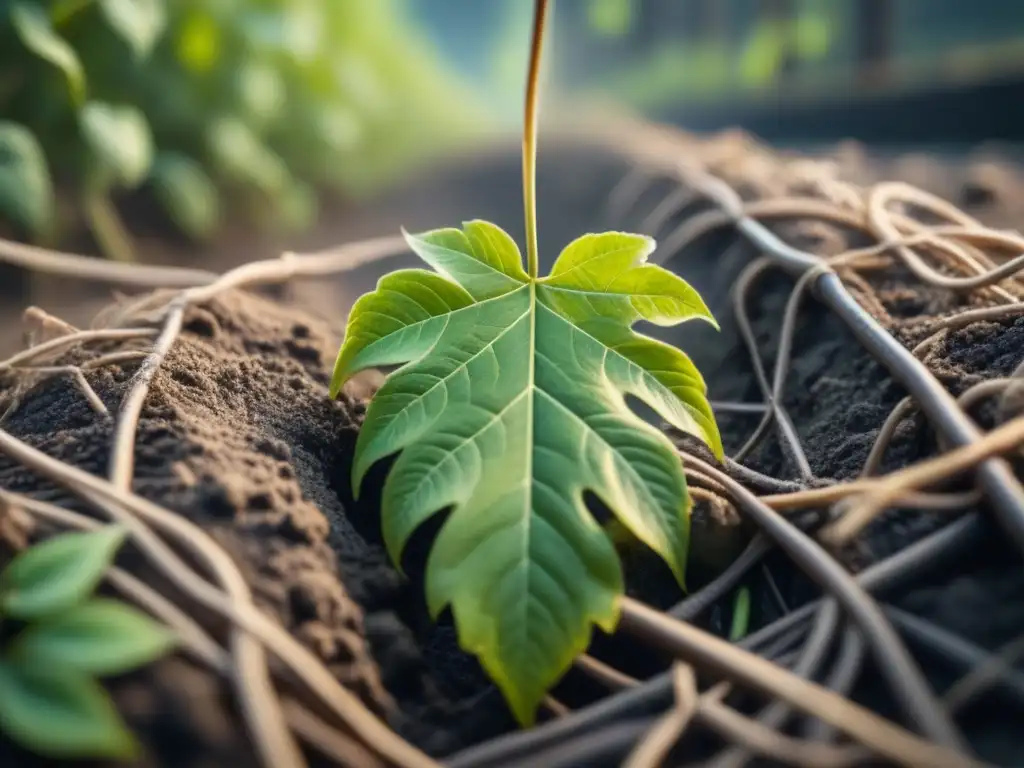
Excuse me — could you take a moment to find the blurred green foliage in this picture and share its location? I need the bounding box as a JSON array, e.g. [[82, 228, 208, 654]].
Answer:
[[0, 0, 481, 258], [587, 0, 634, 37], [574, 0, 833, 110], [593, 9, 832, 110]]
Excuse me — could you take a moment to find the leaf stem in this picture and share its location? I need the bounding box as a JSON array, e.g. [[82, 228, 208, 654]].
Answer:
[[84, 192, 136, 263], [523, 0, 549, 279]]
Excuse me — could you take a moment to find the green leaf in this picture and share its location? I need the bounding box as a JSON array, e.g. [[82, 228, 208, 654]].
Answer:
[[174, 8, 221, 73], [0, 121, 54, 234], [99, 0, 167, 59], [0, 526, 128, 620], [331, 224, 721, 725], [239, 6, 322, 62], [10, 598, 176, 676], [332, 53, 390, 117], [310, 103, 362, 155], [543, 232, 718, 328], [80, 102, 154, 188], [206, 116, 288, 195], [0, 659, 138, 759], [10, 3, 86, 105], [150, 151, 219, 239], [234, 59, 285, 128], [588, 0, 634, 36], [401, 220, 529, 300], [276, 180, 317, 233]]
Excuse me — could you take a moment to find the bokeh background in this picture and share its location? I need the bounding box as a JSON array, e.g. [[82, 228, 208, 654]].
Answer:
[[1, 0, 1023, 264]]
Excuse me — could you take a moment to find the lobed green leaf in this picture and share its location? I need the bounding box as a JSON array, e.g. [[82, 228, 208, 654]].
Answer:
[[331, 269, 474, 398], [332, 223, 722, 724], [0, 659, 138, 759], [0, 526, 128, 620], [9, 598, 176, 676], [572, 317, 723, 458]]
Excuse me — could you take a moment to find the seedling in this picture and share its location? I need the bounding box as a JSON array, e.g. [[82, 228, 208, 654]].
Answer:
[[330, 0, 722, 725], [0, 524, 176, 758]]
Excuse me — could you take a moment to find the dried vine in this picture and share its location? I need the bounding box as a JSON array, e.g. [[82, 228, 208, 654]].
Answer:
[[0, 121, 1022, 767]]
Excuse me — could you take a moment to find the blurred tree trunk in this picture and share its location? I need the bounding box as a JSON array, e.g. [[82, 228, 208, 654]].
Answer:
[[856, 0, 894, 86]]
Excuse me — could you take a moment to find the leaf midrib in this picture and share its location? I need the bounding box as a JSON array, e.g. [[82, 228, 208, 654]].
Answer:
[[372, 281, 696, 489], [519, 281, 538, 634]]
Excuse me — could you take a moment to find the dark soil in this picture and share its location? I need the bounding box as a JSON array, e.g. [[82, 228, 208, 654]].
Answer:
[[0, 292, 398, 767], [0, 139, 1023, 766]]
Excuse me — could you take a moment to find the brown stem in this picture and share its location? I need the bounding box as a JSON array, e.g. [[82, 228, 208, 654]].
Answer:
[[524, 0, 549, 278]]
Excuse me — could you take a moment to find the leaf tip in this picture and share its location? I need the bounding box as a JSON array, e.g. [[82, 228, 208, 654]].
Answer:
[[99, 523, 130, 548], [594, 597, 622, 636], [479, 651, 542, 728], [701, 310, 721, 332], [709, 436, 725, 462], [399, 225, 421, 247], [350, 446, 378, 506], [507, 692, 539, 728], [666, 556, 687, 591], [328, 374, 345, 400], [666, 493, 693, 590]]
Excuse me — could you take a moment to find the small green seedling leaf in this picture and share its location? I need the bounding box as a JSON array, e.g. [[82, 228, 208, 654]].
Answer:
[[331, 222, 721, 725], [99, 0, 167, 59], [10, 3, 86, 106], [10, 598, 176, 676], [80, 102, 154, 188], [0, 121, 54, 235], [0, 525, 128, 620], [150, 151, 219, 239], [0, 659, 138, 759]]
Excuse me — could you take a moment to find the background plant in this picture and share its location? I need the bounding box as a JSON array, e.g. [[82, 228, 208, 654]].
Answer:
[[0, 524, 175, 759], [0, 0, 483, 259]]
